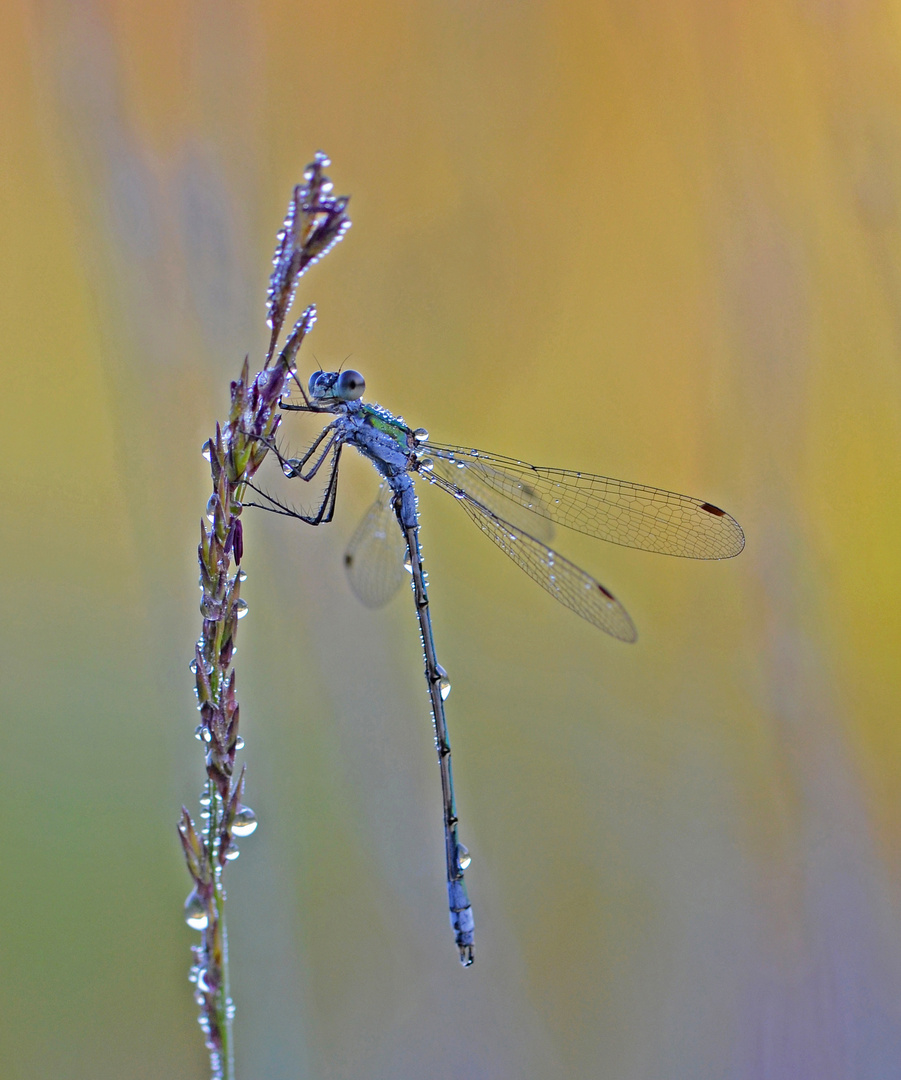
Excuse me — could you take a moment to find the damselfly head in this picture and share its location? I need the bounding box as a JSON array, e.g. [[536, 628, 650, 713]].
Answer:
[[308, 369, 366, 402]]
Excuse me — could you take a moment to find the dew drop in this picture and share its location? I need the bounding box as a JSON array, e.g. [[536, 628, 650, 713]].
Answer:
[[232, 806, 258, 837], [412, 427, 429, 442], [184, 890, 209, 930], [404, 553, 413, 574], [199, 792, 211, 807], [234, 735, 245, 751], [194, 725, 204, 741], [189, 659, 198, 674], [456, 843, 472, 870], [438, 677, 452, 701], [224, 843, 240, 861], [419, 457, 434, 472], [202, 440, 213, 462], [234, 599, 249, 620], [226, 999, 236, 1021], [236, 569, 247, 582], [196, 967, 210, 993], [201, 728, 212, 744]]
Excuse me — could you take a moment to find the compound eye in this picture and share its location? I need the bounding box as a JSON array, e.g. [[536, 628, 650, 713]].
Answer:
[[308, 371, 327, 397], [336, 369, 365, 401]]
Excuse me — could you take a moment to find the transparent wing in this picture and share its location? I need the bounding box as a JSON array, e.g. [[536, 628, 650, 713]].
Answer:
[[424, 473, 637, 641], [423, 452, 555, 545], [344, 481, 409, 608], [424, 443, 744, 560]]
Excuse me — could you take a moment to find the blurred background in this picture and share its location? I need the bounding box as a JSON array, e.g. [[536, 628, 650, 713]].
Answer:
[[4, 1, 901, 1077]]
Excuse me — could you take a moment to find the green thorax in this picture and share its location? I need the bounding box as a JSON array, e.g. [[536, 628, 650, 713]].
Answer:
[[361, 402, 412, 448]]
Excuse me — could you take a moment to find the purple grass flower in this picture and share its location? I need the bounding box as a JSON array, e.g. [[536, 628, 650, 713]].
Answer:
[[179, 154, 350, 1080]]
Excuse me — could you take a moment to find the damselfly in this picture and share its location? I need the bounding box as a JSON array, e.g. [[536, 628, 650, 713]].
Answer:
[[245, 368, 744, 965]]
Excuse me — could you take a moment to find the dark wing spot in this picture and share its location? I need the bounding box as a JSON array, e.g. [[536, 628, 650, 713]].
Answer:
[[598, 584, 614, 600], [700, 502, 726, 517], [344, 553, 353, 566]]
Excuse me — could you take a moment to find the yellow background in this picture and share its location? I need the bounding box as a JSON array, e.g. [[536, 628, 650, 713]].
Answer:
[[4, 1, 901, 1077]]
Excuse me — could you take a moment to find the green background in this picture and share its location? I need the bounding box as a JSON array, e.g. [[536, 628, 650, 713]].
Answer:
[[4, 2, 901, 1077]]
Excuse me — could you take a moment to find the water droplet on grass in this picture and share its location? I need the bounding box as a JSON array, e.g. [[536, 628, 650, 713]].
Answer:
[[232, 807, 258, 837], [184, 891, 208, 930]]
